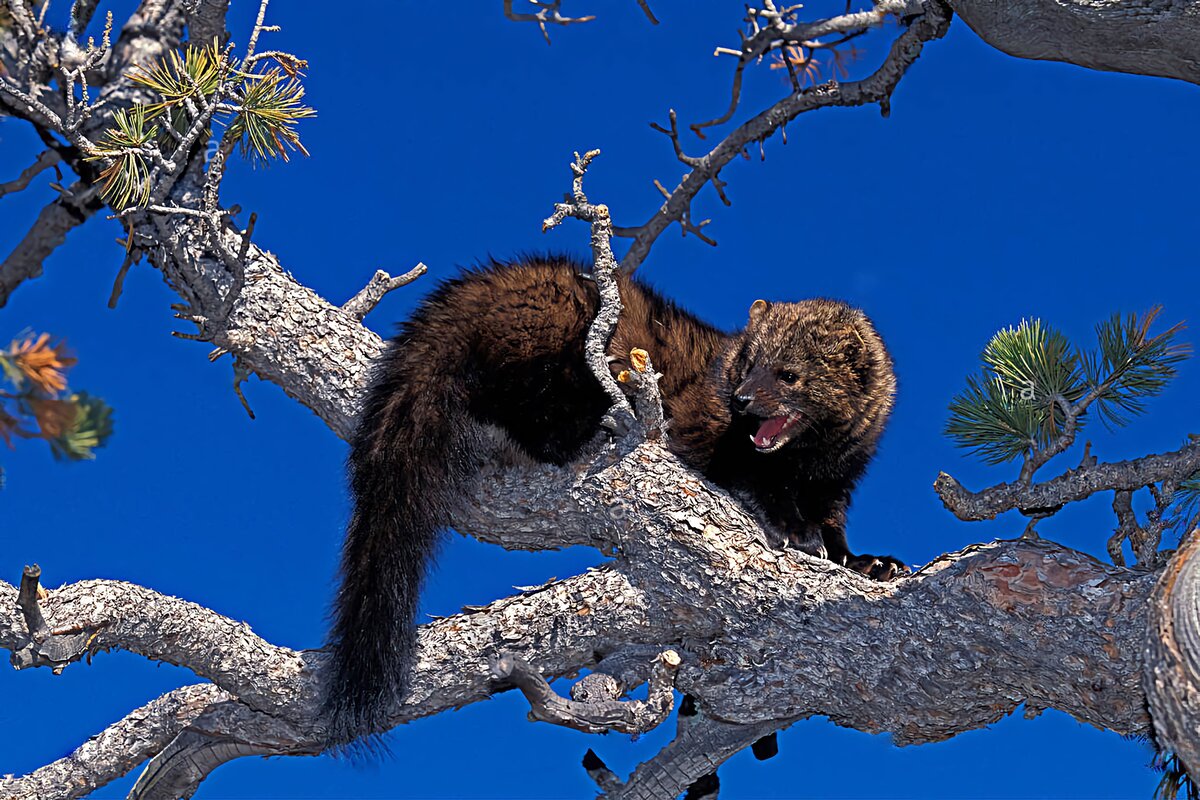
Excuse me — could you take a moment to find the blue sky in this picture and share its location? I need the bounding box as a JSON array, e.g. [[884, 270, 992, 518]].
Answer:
[[2, 1, 1198, 797]]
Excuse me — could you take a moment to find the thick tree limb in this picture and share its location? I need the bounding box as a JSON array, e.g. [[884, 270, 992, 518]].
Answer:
[[949, 0, 1200, 86], [1146, 533, 1200, 777], [1, 0, 1194, 795], [605, 710, 781, 800], [0, 684, 232, 800], [1, 567, 653, 799]]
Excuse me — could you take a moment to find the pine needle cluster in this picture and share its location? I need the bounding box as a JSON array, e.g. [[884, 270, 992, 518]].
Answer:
[[0, 333, 114, 468], [87, 39, 315, 209], [946, 308, 1190, 466]]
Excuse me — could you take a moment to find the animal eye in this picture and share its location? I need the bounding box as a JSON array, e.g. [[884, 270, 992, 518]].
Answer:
[[778, 370, 800, 385]]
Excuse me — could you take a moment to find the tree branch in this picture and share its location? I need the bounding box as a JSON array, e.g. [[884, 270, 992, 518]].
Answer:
[[0, 684, 232, 800], [492, 649, 680, 735], [341, 262, 428, 321], [2, 1, 1193, 794], [0, 149, 59, 199], [503, 0, 596, 44], [616, 0, 952, 273], [600, 707, 781, 800], [0, 181, 104, 309], [949, 0, 1200, 85], [935, 439, 1200, 521]]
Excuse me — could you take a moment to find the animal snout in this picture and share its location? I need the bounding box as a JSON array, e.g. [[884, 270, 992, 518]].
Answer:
[[733, 391, 754, 413]]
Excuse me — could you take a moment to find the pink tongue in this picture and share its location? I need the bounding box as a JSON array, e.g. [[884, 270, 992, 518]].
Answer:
[[752, 416, 789, 448]]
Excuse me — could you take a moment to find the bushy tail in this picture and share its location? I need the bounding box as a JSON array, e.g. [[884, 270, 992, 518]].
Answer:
[[324, 334, 482, 746]]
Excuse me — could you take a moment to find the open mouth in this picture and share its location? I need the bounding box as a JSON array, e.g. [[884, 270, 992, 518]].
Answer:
[[750, 415, 801, 453]]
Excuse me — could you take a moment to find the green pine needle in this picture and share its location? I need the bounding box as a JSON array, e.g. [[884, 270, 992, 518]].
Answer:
[[946, 319, 1086, 463], [1172, 469, 1200, 538], [227, 68, 316, 165], [128, 39, 230, 116], [981, 318, 1086, 438], [948, 311, 1190, 466], [1083, 307, 1191, 429], [0, 353, 22, 388], [47, 392, 114, 461], [947, 373, 1043, 464], [1154, 751, 1199, 800], [86, 105, 157, 209]]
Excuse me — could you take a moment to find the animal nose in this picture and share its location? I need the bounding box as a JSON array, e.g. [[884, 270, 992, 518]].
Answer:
[[733, 392, 753, 413]]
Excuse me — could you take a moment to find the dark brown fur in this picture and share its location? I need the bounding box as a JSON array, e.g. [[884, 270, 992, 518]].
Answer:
[[324, 254, 903, 744]]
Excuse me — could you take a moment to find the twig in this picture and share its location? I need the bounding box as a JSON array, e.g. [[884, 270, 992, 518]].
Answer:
[[0, 76, 98, 154], [16, 564, 49, 640], [694, 2, 899, 139], [107, 246, 140, 309], [490, 650, 680, 734], [69, 0, 101, 36], [617, 347, 667, 440], [237, 211, 257, 262], [245, 0, 273, 61], [503, 0, 595, 44], [231, 358, 256, 420], [0, 149, 61, 199], [341, 263, 428, 321], [542, 149, 636, 433], [634, 0, 659, 25], [616, 0, 951, 273]]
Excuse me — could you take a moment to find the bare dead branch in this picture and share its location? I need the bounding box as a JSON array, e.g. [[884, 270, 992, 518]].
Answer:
[[244, 0, 273, 60], [0, 149, 60, 198], [616, 0, 951, 272], [342, 263, 429, 321], [0, 180, 103, 308], [543, 149, 638, 433], [15, 564, 48, 639], [692, 1, 911, 140], [107, 246, 140, 308], [634, 0, 658, 25], [504, 0, 596, 44], [616, 347, 667, 441], [492, 649, 679, 734], [70, 0, 102, 36], [1, 566, 652, 795]]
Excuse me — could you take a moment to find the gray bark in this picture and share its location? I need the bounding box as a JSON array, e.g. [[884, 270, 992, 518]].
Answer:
[[2, 0, 1199, 797], [1146, 534, 1200, 777], [949, 0, 1200, 85]]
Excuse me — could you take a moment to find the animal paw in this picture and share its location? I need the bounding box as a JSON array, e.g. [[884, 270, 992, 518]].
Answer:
[[845, 554, 910, 581]]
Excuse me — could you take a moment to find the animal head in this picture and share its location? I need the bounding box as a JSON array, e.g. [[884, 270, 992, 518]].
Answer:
[[725, 298, 896, 454]]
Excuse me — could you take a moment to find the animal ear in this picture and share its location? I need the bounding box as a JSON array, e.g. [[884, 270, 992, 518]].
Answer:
[[749, 299, 769, 323]]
